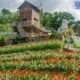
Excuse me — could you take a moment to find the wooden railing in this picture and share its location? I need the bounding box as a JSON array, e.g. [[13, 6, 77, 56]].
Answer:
[[33, 21, 39, 27], [18, 21, 32, 27]]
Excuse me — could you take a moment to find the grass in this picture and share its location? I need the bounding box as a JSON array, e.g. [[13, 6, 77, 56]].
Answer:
[[0, 41, 79, 80]]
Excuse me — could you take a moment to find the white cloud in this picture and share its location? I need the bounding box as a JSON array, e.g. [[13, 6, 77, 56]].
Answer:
[[15, 0, 23, 2], [0, 0, 80, 20], [49, 0, 80, 20], [33, 0, 80, 20]]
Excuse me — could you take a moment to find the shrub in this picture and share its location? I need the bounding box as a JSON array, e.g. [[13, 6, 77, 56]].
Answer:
[[0, 63, 20, 70], [70, 76, 76, 80], [0, 37, 5, 46], [78, 67, 80, 74]]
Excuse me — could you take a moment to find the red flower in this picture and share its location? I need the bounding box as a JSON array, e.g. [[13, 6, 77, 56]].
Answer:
[[78, 75, 80, 80], [13, 70, 27, 76]]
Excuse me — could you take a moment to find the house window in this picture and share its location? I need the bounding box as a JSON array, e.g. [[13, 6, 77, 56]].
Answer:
[[34, 18, 38, 21], [22, 19, 27, 21], [22, 18, 31, 21]]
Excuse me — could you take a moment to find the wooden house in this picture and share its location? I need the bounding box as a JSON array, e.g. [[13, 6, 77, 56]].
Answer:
[[13, 0, 45, 38], [13, 0, 50, 38]]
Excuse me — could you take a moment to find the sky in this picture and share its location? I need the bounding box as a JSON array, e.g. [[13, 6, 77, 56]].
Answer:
[[0, 0, 80, 20]]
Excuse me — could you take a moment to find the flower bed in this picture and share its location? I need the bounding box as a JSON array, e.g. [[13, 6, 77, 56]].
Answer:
[[0, 42, 79, 79], [0, 41, 64, 54]]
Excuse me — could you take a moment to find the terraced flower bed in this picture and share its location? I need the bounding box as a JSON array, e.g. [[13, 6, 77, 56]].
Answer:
[[0, 41, 80, 80], [0, 41, 64, 54], [0, 49, 79, 80]]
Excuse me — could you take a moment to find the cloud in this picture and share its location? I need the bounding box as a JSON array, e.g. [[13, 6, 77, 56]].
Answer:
[[0, 0, 80, 20]]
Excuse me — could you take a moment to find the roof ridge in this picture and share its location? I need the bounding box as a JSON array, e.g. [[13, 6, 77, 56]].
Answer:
[[18, 0, 40, 12]]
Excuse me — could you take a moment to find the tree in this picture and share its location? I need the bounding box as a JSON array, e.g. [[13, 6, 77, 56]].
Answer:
[[12, 11, 20, 22], [1, 8, 11, 15], [40, 11, 75, 30], [0, 9, 19, 32], [40, 11, 53, 29], [52, 12, 74, 30]]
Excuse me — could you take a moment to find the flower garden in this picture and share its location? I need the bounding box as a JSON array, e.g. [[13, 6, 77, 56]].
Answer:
[[0, 41, 80, 80]]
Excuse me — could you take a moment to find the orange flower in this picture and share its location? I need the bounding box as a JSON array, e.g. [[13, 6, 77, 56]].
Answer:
[[13, 70, 20, 76], [58, 73, 63, 79], [15, 71, 20, 76], [20, 71, 27, 76], [48, 58, 60, 63], [29, 68, 33, 73], [48, 58, 53, 62], [50, 72, 54, 78], [0, 72, 3, 76], [78, 75, 80, 80], [66, 52, 73, 57]]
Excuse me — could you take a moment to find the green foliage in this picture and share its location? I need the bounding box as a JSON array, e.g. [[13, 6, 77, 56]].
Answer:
[[73, 41, 80, 48], [0, 48, 79, 79], [50, 29, 62, 40], [28, 74, 51, 80], [40, 11, 74, 30], [20, 64, 29, 70], [0, 36, 5, 46], [0, 74, 51, 80], [0, 61, 76, 73], [0, 23, 13, 32], [0, 9, 20, 24], [78, 67, 80, 74], [70, 77, 77, 80], [0, 8, 20, 32], [0, 42, 64, 54], [0, 50, 66, 62], [0, 8, 75, 41], [40, 11, 53, 28], [1, 8, 11, 15], [0, 63, 20, 71]]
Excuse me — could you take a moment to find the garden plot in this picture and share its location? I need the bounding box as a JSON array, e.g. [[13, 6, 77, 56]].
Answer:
[[0, 49, 79, 80]]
